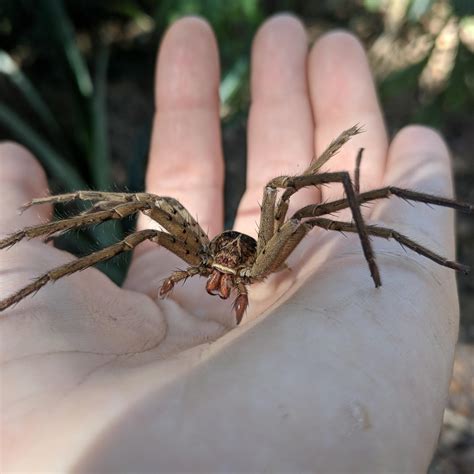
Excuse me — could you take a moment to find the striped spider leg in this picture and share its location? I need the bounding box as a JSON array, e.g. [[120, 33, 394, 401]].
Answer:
[[0, 193, 212, 311]]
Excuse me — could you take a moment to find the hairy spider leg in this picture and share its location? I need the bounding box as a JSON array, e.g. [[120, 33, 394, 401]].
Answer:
[[307, 218, 470, 274], [266, 172, 381, 287], [23, 192, 211, 249], [305, 125, 363, 175], [0, 227, 208, 313], [292, 187, 474, 220], [159, 267, 204, 297], [247, 218, 309, 279], [354, 148, 364, 195], [0, 201, 149, 249], [0, 230, 158, 311], [20, 191, 131, 210], [256, 125, 364, 257], [256, 186, 277, 255]]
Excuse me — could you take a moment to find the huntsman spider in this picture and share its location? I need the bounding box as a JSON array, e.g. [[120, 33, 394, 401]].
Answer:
[[0, 126, 472, 324]]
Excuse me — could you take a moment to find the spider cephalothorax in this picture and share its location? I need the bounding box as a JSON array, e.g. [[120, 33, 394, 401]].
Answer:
[[159, 231, 258, 323], [209, 230, 257, 275], [1, 126, 472, 325], [206, 231, 257, 294]]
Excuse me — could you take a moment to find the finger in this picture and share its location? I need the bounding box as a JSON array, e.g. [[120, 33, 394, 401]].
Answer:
[[137, 17, 223, 242], [234, 14, 315, 236], [0, 142, 51, 234], [372, 125, 456, 256], [308, 31, 388, 203]]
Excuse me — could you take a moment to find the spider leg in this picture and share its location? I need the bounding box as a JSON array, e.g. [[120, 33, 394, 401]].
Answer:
[[247, 218, 313, 279], [293, 186, 474, 220], [0, 228, 205, 312], [140, 195, 210, 247], [80, 200, 125, 214], [76, 192, 211, 250], [100, 193, 210, 245], [247, 210, 469, 283], [233, 282, 248, 325], [306, 124, 363, 175], [0, 230, 146, 311], [256, 186, 278, 255], [159, 267, 204, 297], [354, 148, 364, 195], [256, 125, 363, 255], [21, 191, 131, 211], [0, 201, 149, 249], [266, 172, 380, 287], [272, 126, 363, 228], [23, 192, 209, 243], [306, 217, 470, 274], [20, 192, 210, 254]]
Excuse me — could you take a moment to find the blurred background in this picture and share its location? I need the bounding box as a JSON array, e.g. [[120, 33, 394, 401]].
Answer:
[[0, 0, 472, 471]]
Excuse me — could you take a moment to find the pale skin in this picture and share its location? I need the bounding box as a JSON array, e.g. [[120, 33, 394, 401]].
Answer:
[[0, 15, 460, 473]]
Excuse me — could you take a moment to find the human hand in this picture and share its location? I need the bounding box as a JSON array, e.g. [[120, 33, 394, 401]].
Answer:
[[1, 15, 459, 472]]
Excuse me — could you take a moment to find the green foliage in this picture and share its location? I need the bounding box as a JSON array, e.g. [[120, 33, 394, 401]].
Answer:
[[408, 0, 436, 21], [452, 0, 474, 16], [0, 0, 124, 281]]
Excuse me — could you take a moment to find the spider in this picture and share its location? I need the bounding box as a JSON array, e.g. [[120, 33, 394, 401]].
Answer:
[[0, 126, 472, 324]]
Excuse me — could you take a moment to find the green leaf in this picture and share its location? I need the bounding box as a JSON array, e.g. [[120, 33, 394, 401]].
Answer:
[[220, 57, 248, 105], [452, 0, 474, 16], [363, 0, 384, 12]]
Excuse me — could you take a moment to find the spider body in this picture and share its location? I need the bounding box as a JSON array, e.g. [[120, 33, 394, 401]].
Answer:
[[160, 231, 258, 323], [0, 126, 472, 325], [209, 231, 257, 276]]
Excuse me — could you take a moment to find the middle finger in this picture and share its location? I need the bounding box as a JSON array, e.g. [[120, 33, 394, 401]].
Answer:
[[234, 15, 316, 237]]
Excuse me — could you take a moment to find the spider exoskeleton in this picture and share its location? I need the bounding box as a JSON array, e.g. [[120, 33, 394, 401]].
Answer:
[[0, 126, 472, 324]]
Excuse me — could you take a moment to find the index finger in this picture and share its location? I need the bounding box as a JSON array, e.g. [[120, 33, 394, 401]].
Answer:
[[137, 17, 224, 242]]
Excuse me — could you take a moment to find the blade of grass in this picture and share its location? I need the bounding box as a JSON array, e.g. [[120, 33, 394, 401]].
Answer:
[[88, 44, 121, 260], [90, 45, 111, 190], [89, 45, 127, 278], [40, 0, 97, 185], [220, 58, 248, 104], [41, 0, 93, 100], [219, 57, 248, 118], [0, 103, 86, 190]]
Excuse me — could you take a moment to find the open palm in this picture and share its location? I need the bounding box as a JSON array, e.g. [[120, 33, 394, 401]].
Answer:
[[1, 16, 459, 472]]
